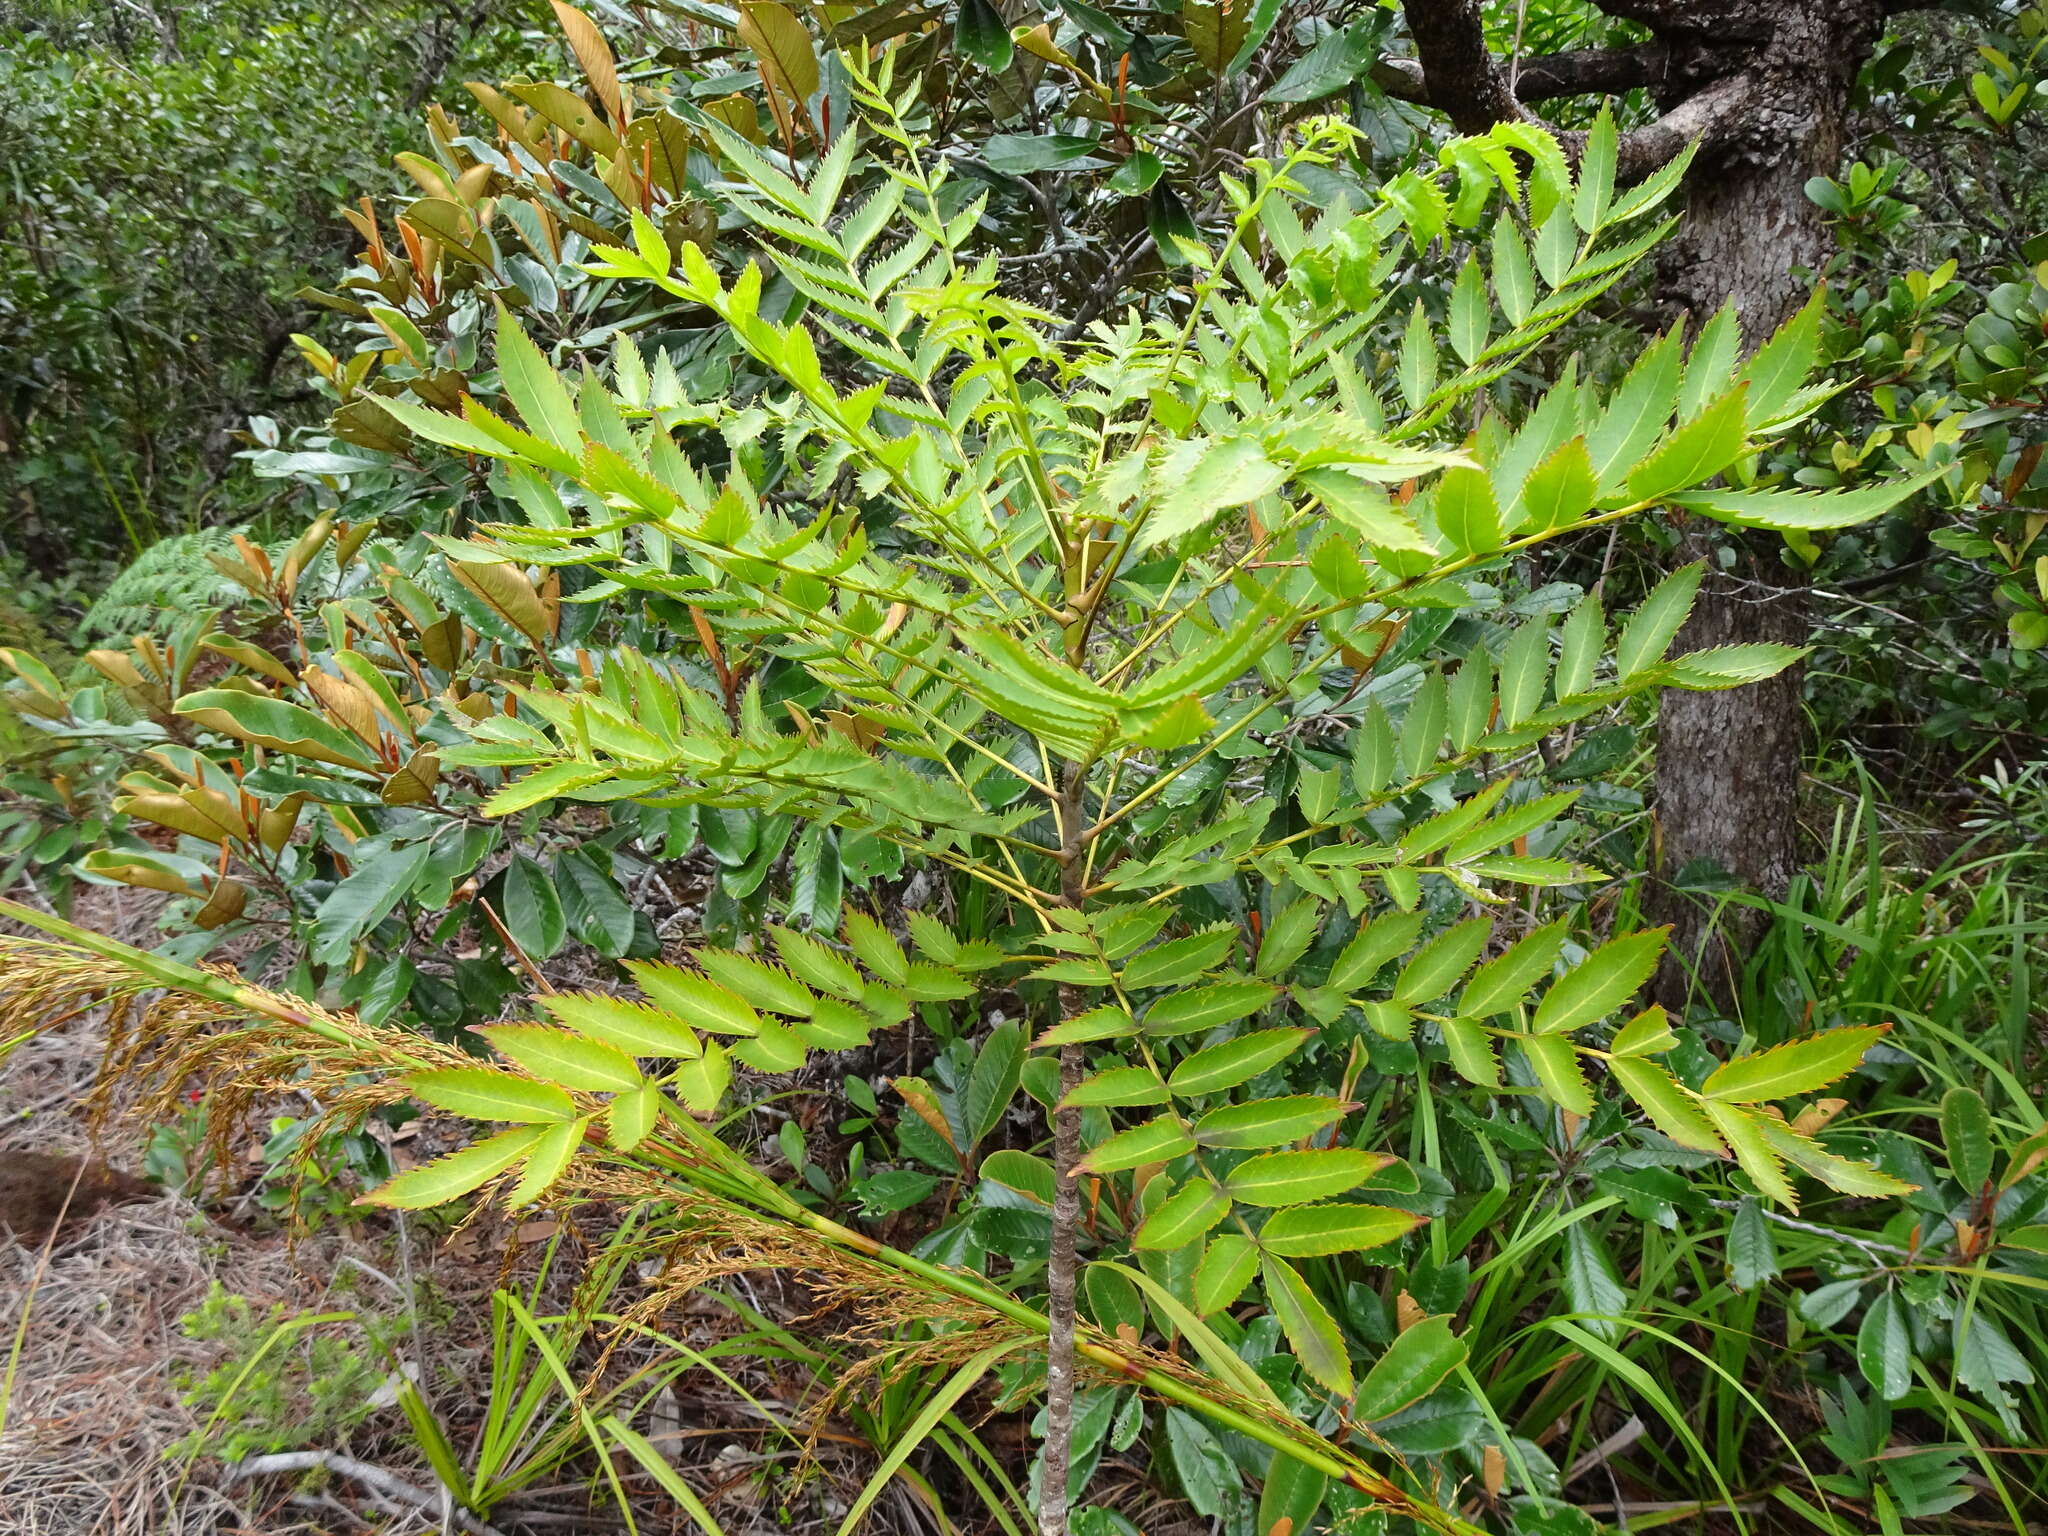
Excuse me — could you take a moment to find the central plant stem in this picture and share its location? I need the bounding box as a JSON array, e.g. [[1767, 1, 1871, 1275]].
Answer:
[[1039, 764, 1092, 1536]]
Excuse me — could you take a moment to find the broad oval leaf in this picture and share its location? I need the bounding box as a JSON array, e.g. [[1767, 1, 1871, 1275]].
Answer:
[[1353, 1316, 1469, 1421]]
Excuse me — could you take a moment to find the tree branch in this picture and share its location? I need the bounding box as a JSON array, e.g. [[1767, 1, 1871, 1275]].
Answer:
[[1401, 0, 1526, 133], [1375, 42, 1667, 108], [1394, 0, 1755, 181]]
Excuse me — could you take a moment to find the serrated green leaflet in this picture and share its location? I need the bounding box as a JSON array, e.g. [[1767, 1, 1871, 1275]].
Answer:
[[1458, 920, 1565, 1019], [1260, 1255, 1351, 1396], [624, 961, 761, 1035], [1226, 1148, 1391, 1207], [406, 1068, 576, 1123], [363, 1125, 547, 1210], [507, 1115, 587, 1205], [1079, 1115, 1195, 1175], [1393, 916, 1491, 1005], [1193, 1234, 1261, 1314], [478, 1024, 642, 1092], [1608, 1056, 1724, 1155], [1194, 1095, 1347, 1149], [540, 993, 700, 1058], [1168, 1028, 1309, 1096], [1258, 1201, 1421, 1257], [1702, 1025, 1886, 1102], [1133, 1179, 1232, 1249], [1531, 928, 1666, 1035], [1063, 1064, 1170, 1108], [1142, 980, 1279, 1036]]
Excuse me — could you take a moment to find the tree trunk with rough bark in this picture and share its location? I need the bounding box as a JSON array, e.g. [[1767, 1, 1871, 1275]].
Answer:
[[1644, 0, 1885, 1008]]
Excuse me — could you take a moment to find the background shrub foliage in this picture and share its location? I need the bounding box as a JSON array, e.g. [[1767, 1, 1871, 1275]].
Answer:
[[2, 2, 2046, 1535]]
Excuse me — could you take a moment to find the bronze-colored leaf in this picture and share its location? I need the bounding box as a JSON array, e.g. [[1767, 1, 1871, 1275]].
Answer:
[[625, 112, 693, 193], [549, 0, 627, 129], [381, 748, 442, 806], [450, 559, 553, 648], [401, 197, 496, 269], [505, 80, 621, 156], [330, 397, 413, 454], [194, 878, 249, 930]]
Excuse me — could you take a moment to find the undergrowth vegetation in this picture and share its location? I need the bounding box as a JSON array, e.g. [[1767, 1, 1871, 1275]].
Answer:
[[1, 3, 2044, 1536]]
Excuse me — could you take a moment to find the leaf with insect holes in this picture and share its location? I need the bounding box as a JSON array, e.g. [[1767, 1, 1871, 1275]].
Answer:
[[361, 1125, 547, 1209]]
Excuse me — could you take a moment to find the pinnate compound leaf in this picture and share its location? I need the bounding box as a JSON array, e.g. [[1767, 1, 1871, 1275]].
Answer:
[[1668, 467, 1946, 531]]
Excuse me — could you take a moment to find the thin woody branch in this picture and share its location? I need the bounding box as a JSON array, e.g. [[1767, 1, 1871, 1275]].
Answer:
[[1374, 41, 1668, 108], [1395, 0, 1754, 180]]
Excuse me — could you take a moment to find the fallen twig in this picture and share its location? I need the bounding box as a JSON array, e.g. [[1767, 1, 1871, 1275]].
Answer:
[[222, 1450, 505, 1536]]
